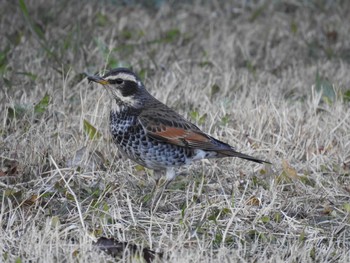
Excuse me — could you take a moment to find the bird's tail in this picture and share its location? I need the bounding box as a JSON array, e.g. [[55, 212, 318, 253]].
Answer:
[[217, 149, 271, 164]]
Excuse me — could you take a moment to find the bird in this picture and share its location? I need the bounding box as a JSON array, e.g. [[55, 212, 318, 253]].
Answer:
[[87, 68, 270, 204]]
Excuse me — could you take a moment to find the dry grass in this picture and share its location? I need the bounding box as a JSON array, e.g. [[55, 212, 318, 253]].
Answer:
[[1, 0, 350, 262]]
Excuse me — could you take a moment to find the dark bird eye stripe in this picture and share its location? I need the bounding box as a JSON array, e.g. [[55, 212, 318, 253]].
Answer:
[[120, 80, 139, 96], [109, 78, 123, 84]]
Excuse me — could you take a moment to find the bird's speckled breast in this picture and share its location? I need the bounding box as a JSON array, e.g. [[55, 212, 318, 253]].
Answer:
[[109, 109, 194, 169]]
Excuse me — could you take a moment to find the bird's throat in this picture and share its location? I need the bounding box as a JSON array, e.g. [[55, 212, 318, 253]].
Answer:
[[111, 99, 141, 116]]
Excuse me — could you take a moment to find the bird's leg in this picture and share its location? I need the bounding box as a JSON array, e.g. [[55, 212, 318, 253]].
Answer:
[[141, 169, 162, 205], [143, 170, 164, 206], [151, 167, 176, 211], [150, 169, 163, 198]]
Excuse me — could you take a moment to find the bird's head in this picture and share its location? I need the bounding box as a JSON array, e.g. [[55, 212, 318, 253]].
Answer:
[[87, 68, 146, 108]]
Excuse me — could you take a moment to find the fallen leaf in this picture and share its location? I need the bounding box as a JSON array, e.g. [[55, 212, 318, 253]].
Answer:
[[246, 196, 261, 206], [326, 30, 337, 42], [34, 93, 51, 114], [1, 160, 19, 177], [315, 71, 336, 105], [83, 119, 101, 140], [282, 160, 298, 180], [23, 194, 39, 206]]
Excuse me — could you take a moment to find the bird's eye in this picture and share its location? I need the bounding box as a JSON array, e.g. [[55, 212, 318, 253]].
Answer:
[[115, 78, 123, 84]]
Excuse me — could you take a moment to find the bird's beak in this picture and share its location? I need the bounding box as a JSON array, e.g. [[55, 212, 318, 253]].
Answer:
[[87, 74, 109, 85]]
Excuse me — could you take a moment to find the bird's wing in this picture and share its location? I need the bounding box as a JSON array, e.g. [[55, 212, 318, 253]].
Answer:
[[138, 101, 269, 164], [138, 103, 231, 151]]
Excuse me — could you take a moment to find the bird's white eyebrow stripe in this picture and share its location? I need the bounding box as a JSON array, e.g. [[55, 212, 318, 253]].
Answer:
[[105, 73, 137, 83]]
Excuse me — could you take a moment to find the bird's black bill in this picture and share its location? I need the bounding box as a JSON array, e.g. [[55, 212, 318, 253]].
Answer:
[[86, 74, 108, 85]]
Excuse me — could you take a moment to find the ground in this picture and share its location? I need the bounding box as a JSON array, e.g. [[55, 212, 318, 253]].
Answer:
[[1, 1, 350, 262]]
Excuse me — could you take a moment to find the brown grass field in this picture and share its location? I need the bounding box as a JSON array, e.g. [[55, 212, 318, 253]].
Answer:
[[1, 1, 350, 262]]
